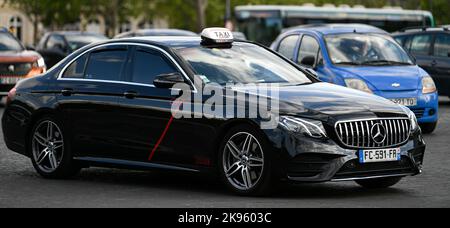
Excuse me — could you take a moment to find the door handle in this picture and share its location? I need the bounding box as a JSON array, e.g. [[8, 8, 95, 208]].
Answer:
[[61, 88, 73, 96], [123, 91, 138, 99]]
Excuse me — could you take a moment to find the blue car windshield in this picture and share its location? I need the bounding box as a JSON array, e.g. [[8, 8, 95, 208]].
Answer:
[[325, 33, 414, 66], [176, 42, 312, 85]]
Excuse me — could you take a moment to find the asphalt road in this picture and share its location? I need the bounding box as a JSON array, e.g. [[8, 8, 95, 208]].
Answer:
[[1, 98, 450, 208]]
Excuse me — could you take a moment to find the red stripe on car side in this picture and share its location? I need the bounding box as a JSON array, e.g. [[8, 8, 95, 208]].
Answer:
[[148, 115, 175, 161]]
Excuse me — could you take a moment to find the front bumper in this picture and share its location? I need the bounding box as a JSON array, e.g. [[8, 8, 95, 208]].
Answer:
[[267, 128, 425, 183]]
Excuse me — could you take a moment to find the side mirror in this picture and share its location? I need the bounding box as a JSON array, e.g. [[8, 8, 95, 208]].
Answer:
[[54, 43, 68, 53], [153, 72, 185, 89], [300, 55, 316, 68], [305, 68, 319, 79]]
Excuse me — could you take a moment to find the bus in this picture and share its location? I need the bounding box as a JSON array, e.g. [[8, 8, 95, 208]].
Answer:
[[235, 4, 435, 46]]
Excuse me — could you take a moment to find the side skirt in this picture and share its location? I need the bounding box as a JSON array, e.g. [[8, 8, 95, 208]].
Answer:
[[73, 157, 201, 173]]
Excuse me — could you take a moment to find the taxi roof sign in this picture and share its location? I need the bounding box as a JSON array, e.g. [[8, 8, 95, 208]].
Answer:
[[201, 28, 234, 44]]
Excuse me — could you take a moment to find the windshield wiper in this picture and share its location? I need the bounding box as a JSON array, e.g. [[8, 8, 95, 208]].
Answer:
[[362, 60, 412, 66], [334, 62, 362, 66]]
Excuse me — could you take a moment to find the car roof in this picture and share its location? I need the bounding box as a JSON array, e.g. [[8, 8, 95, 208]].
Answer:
[[392, 27, 450, 35], [116, 36, 202, 47], [116, 29, 198, 38], [284, 24, 388, 35]]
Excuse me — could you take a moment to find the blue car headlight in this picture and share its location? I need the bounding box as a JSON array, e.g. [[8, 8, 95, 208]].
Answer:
[[279, 116, 327, 139], [345, 79, 373, 94]]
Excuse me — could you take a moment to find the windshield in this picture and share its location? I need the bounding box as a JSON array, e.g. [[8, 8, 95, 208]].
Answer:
[[0, 33, 23, 51], [65, 34, 108, 51], [177, 42, 312, 85], [325, 33, 414, 66]]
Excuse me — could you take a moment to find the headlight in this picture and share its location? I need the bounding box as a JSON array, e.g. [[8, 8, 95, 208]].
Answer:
[[422, 76, 436, 94], [345, 79, 373, 94], [279, 116, 327, 139], [401, 105, 419, 133], [32, 57, 47, 72]]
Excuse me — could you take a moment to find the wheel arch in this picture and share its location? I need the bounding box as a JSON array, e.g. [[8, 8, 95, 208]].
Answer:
[[25, 108, 61, 156], [210, 119, 269, 168]]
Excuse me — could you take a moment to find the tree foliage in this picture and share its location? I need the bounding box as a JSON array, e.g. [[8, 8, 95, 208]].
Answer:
[[5, 0, 450, 40]]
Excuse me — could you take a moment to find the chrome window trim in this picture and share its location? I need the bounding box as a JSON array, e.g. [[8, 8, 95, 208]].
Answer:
[[57, 42, 198, 93], [334, 117, 411, 149]]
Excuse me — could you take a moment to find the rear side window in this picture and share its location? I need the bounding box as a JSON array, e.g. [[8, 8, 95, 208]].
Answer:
[[434, 34, 450, 58], [297, 35, 320, 64], [277, 35, 299, 60], [410, 34, 433, 55], [131, 49, 178, 85], [63, 54, 87, 78], [84, 49, 128, 81]]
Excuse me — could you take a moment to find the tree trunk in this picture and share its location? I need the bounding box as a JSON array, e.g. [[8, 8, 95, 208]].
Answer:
[[33, 12, 39, 45], [196, 0, 207, 32]]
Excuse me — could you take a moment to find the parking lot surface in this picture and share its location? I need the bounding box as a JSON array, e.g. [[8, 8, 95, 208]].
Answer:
[[1, 98, 450, 208]]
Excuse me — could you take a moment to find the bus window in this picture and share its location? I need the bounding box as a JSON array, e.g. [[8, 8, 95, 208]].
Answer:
[[236, 10, 282, 47]]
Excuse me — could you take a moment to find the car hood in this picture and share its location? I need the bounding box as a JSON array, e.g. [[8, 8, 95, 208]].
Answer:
[[332, 66, 424, 91], [0, 50, 41, 63], [231, 82, 407, 121]]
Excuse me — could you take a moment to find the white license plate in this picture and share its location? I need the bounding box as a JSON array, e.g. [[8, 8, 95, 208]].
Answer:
[[0, 77, 22, 85], [359, 148, 401, 163], [390, 98, 417, 107]]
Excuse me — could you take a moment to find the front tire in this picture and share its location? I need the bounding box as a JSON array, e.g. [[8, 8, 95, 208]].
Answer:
[[218, 125, 273, 196], [420, 122, 437, 134], [29, 116, 81, 179], [355, 177, 402, 189]]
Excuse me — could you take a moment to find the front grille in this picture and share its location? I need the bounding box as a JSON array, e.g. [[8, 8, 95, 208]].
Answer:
[[411, 109, 425, 119], [0, 63, 32, 76], [335, 118, 411, 149]]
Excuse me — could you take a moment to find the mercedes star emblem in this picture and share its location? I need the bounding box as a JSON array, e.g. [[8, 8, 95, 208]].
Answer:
[[371, 123, 387, 144]]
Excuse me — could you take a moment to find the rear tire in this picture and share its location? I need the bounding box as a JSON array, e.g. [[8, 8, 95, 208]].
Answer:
[[420, 122, 437, 134], [218, 125, 273, 196], [355, 177, 402, 189], [29, 115, 81, 179]]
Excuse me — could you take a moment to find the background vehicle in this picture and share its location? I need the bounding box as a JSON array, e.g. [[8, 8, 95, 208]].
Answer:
[[232, 32, 247, 40], [235, 4, 434, 46], [2, 29, 426, 196], [393, 27, 450, 98], [271, 24, 439, 133], [0, 27, 46, 99], [114, 29, 198, 39], [36, 31, 108, 68]]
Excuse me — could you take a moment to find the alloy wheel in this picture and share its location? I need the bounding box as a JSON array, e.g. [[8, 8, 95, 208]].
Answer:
[[223, 132, 264, 191], [32, 120, 64, 173]]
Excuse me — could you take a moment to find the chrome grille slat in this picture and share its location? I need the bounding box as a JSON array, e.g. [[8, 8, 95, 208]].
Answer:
[[335, 118, 411, 149], [355, 121, 360, 147], [361, 122, 365, 148]]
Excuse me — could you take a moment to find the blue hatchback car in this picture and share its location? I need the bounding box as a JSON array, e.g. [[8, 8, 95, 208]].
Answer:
[[271, 24, 439, 133]]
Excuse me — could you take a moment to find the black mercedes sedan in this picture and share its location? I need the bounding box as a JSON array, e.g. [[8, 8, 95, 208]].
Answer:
[[2, 28, 426, 196]]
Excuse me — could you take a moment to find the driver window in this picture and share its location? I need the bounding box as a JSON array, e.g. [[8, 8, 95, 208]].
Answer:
[[297, 35, 320, 65], [46, 35, 67, 51], [131, 48, 179, 85]]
